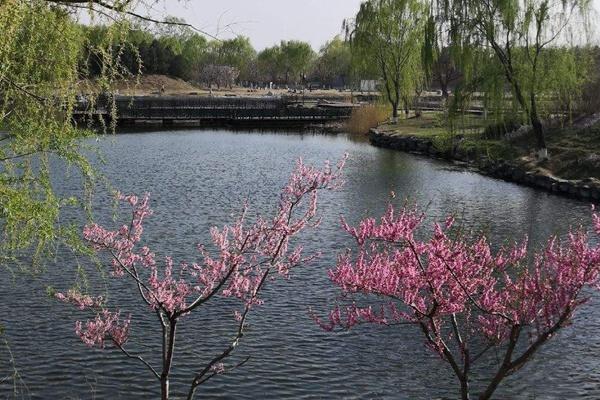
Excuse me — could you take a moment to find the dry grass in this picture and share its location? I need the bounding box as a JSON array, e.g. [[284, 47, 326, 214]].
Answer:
[[111, 74, 202, 95], [346, 104, 390, 135], [90, 74, 354, 100]]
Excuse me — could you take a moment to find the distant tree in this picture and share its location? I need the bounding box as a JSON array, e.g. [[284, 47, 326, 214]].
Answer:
[[243, 58, 261, 84], [257, 45, 283, 83], [157, 35, 183, 58], [424, 0, 463, 100], [547, 46, 593, 124], [313, 36, 352, 88], [172, 33, 210, 80], [153, 15, 192, 38], [279, 40, 316, 85], [578, 46, 600, 115], [347, 0, 428, 123], [198, 64, 239, 89], [141, 39, 177, 74], [216, 36, 256, 83]]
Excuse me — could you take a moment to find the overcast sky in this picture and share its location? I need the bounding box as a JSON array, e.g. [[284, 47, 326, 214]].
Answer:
[[143, 0, 364, 50], [141, 0, 599, 50]]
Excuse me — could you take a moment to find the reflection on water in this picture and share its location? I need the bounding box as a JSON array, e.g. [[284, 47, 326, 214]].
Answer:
[[1, 129, 597, 399]]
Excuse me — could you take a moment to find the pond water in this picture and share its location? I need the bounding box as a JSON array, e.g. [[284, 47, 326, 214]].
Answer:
[[1, 129, 599, 399]]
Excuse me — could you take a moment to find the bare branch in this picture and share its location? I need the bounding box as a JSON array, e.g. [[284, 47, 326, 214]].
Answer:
[[113, 340, 161, 381], [47, 0, 221, 41]]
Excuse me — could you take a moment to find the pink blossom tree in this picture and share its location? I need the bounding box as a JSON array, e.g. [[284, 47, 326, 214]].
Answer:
[[56, 156, 346, 400], [316, 204, 600, 400]]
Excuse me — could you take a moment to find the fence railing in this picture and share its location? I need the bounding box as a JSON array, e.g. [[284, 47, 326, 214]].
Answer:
[[76, 96, 353, 122]]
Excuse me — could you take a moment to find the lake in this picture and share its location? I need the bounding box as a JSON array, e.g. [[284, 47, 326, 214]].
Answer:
[[1, 129, 598, 399]]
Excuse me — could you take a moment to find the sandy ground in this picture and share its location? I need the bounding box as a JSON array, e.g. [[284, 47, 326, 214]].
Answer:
[[105, 74, 354, 100]]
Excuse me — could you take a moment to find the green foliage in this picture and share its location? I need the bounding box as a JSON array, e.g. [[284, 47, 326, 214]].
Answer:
[[257, 45, 283, 82], [256, 41, 316, 85], [279, 40, 316, 84], [313, 36, 352, 87], [215, 36, 257, 81], [0, 1, 130, 269], [449, 0, 592, 149], [81, 23, 358, 89], [83, 26, 260, 85], [348, 0, 428, 120], [481, 117, 524, 139], [545, 46, 593, 122]]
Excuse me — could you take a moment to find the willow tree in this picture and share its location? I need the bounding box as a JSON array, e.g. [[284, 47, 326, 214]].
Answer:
[[257, 45, 284, 83], [347, 0, 428, 123], [455, 0, 591, 158], [0, 0, 205, 269], [1, 1, 94, 269], [216, 36, 257, 82], [424, 0, 467, 101]]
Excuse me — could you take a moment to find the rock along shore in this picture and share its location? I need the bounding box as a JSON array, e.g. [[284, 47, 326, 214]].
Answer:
[[370, 128, 600, 203]]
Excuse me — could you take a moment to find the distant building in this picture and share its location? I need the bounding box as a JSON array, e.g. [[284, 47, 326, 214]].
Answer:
[[360, 80, 378, 92]]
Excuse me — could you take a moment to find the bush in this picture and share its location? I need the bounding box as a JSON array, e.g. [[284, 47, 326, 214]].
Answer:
[[346, 104, 389, 135], [482, 117, 523, 139]]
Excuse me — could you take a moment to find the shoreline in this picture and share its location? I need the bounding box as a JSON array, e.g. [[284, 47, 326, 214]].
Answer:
[[93, 121, 599, 203], [369, 128, 600, 203], [105, 119, 347, 134]]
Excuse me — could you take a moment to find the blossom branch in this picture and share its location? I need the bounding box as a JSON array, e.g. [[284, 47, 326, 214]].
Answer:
[[320, 204, 600, 400], [57, 156, 346, 400]]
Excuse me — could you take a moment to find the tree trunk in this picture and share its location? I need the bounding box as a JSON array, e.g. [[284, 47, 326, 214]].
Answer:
[[460, 377, 470, 400], [391, 101, 399, 124], [161, 319, 177, 400], [478, 370, 506, 400], [532, 117, 547, 159], [530, 96, 548, 159], [161, 376, 170, 400], [441, 82, 449, 100]]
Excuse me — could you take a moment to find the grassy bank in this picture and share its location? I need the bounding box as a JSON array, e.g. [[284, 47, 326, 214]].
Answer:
[[376, 111, 600, 182]]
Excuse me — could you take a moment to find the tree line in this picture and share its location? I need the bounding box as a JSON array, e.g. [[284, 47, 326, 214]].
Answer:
[[83, 22, 352, 89], [82, 3, 600, 159]]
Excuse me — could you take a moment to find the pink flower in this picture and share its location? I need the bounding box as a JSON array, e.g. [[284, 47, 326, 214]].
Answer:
[[60, 156, 347, 382], [75, 310, 131, 348], [320, 204, 600, 360], [210, 363, 225, 374], [55, 289, 102, 310]]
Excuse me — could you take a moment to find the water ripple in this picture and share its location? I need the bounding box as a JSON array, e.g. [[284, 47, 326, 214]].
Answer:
[[1, 129, 596, 399]]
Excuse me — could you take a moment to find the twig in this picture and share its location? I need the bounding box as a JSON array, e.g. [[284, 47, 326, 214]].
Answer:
[[0, 76, 48, 104], [113, 340, 161, 381], [48, 0, 221, 41]]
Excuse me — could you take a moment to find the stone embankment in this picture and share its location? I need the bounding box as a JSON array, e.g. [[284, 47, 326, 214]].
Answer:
[[370, 129, 600, 202]]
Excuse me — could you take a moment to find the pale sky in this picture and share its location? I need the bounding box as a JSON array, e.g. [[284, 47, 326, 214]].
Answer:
[[139, 0, 600, 50], [141, 0, 364, 50]]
